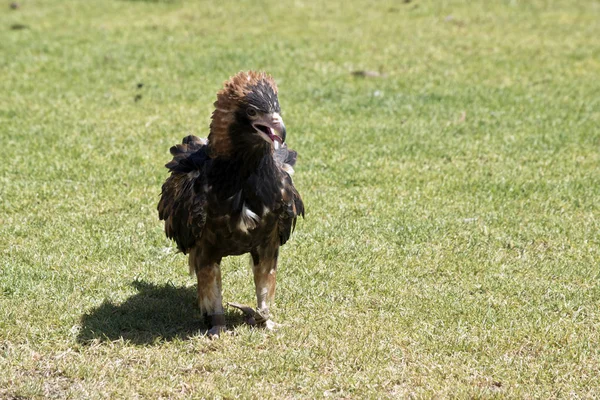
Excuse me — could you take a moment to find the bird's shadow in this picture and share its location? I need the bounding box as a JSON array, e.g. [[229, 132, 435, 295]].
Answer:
[[77, 280, 245, 345]]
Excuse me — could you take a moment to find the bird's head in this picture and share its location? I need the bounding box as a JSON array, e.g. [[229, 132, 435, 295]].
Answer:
[[208, 71, 286, 157]]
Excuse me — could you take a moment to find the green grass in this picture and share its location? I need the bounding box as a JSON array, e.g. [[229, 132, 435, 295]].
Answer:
[[1, 0, 600, 397]]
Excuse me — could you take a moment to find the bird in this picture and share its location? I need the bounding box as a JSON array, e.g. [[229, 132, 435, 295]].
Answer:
[[157, 71, 304, 337]]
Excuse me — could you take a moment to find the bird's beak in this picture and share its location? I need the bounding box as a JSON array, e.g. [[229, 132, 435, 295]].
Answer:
[[252, 112, 286, 147]]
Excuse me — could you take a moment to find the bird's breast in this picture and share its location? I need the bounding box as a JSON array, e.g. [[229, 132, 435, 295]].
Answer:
[[202, 196, 281, 256]]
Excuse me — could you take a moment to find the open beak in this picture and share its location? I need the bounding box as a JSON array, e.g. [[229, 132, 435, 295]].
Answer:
[[252, 112, 286, 147]]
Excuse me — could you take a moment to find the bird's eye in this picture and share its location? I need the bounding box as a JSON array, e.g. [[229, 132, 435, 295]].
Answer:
[[246, 107, 257, 118]]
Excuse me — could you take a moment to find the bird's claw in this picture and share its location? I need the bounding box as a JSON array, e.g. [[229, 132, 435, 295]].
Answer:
[[263, 319, 280, 331], [207, 325, 227, 338]]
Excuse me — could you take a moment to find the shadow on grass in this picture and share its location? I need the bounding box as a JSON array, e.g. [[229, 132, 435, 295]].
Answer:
[[77, 280, 245, 345]]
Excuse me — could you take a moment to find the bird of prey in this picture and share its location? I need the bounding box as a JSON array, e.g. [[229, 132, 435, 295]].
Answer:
[[158, 71, 304, 337]]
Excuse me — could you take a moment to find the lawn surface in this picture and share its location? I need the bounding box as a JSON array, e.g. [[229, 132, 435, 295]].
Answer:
[[2, 0, 600, 398]]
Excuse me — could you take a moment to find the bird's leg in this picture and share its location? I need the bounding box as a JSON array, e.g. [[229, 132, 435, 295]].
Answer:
[[191, 251, 226, 337], [251, 247, 279, 330], [197, 263, 226, 337]]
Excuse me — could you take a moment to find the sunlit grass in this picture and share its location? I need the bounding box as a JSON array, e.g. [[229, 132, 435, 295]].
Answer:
[[1, 0, 600, 397]]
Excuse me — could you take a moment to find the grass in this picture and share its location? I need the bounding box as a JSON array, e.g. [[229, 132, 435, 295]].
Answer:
[[1, 0, 600, 397]]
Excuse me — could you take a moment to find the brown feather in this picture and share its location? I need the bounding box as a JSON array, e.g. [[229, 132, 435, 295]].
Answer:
[[157, 135, 208, 254], [208, 71, 278, 157]]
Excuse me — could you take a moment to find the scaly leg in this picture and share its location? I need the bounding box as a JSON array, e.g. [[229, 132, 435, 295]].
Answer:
[[251, 247, 279, 330], [190, 249, 225, 337]]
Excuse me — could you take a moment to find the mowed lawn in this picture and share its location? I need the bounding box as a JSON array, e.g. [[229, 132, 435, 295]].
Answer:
[[1, 0, 600, 398]]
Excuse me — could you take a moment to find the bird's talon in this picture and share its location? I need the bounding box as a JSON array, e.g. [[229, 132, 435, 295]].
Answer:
[[262, 319, 280, 331], [207, 325, 227, 338], [255, 307, 270, 320]]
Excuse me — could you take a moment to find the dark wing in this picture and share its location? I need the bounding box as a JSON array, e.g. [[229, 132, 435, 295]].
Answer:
[[274, 145, 304, 245], [157, 135, 209, 254]]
